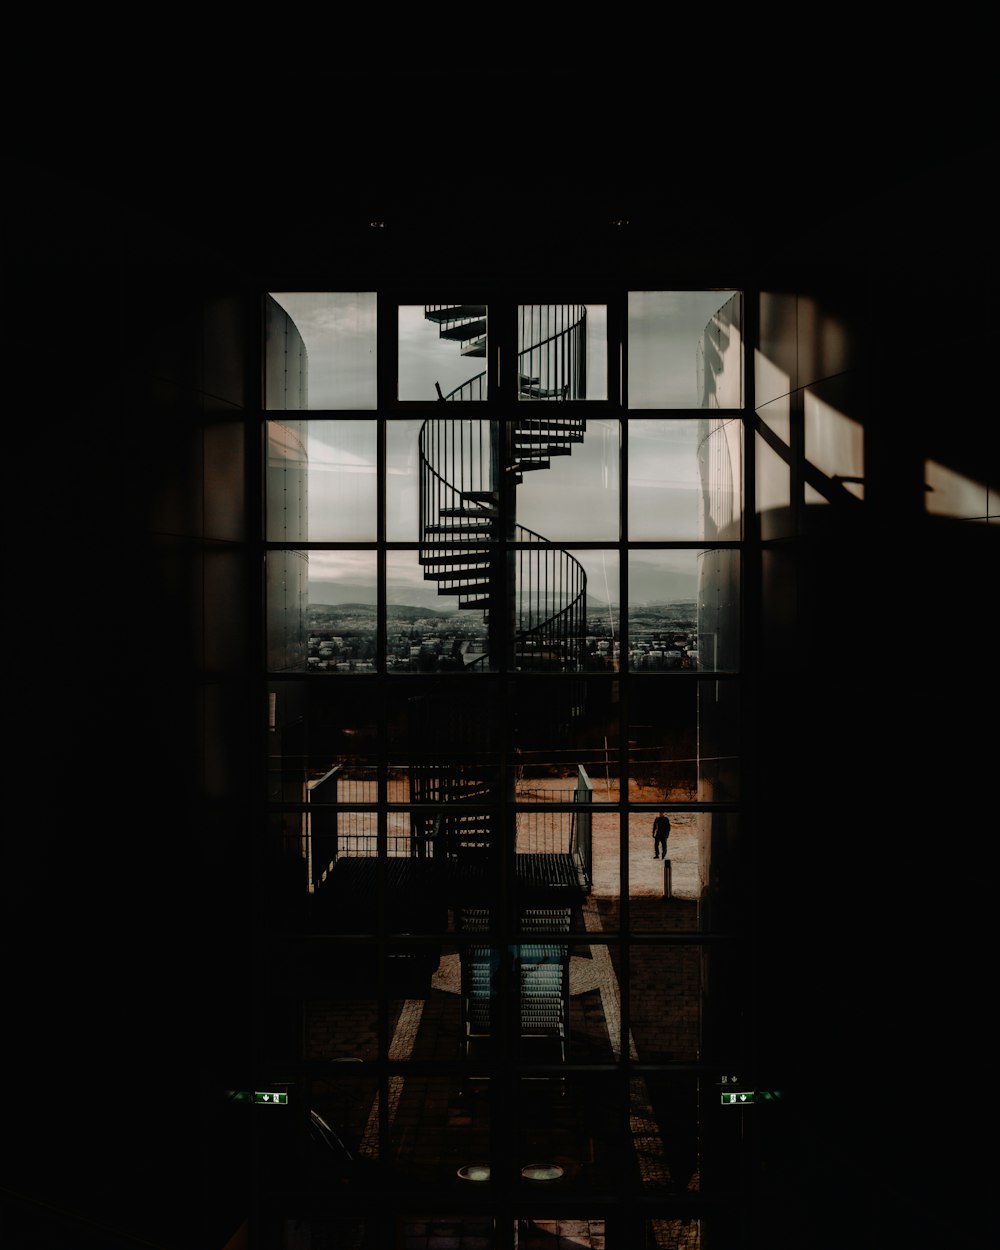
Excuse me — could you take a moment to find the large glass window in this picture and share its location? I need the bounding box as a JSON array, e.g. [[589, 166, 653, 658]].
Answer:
[[258, 293, 747, 1247]]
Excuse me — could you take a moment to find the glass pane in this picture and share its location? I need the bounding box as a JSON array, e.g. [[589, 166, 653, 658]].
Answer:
[[311, 555, 378, 672], [641, 1220, 702, 1249], [515, 416, 619, 541], [514, 549, 620, 673], [629, 291, 741, 409], [511, 678, 620, 796], [268, 679, 379, 791], [517, 1220, 605, 1250], [517, 304, 607, 400], [242, 1091, 358, 1194], [399, 303, 487, 401], [628, 418, 704, 540], [628, 552, 699, 672], [267, 419, 377, 542], [700, 416, 743, 541], [405, 1220, 497, 1249], [266, 549, 309, 672], [628, 811, 692, 911], [390, 1074, 490, 1184], [628, 941, 703, 1062], [387, 550, 491, 672], [386, 418, 423, 540], [512, 804, 613, 938], [629, 548, 743, 673], [626, 680, 699, 803], [697, 679, 740, 802], [516, 1074, 622, 1191], [263, 812, 312, 934], [267, 1216, 377, 1249], [266, 418, 308, 541], [385, 683, 502, 892], [265, 292, 376, 410], [267, 551, 377, 674], [630, 811, 745, 935], [631, 1072, 701, 1195], [305, 1069, 380, 1175], [697, 549, 741, 673]]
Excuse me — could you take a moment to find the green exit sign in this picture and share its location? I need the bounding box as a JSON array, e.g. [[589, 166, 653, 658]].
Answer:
[[254, 1091, 288, 1105], [721, 1091, 755, 1105]]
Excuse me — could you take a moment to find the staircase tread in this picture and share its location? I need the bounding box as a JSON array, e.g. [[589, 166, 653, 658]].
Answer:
[[438, 319, 488, 341], [425, 305, 487, 322], [420, 553, 492, 566]]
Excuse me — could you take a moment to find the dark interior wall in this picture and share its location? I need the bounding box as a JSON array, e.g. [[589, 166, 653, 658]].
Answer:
[[3, 129, 995, 1250], [748, 178, 997, 1249], [3, 175, 257, 1249]]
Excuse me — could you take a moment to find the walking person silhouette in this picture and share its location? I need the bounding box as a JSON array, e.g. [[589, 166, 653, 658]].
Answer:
[[653, 811, 671, 859]]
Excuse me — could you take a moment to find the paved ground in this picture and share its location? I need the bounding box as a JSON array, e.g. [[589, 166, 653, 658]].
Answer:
[[302, 889, 701, 1248], [297, 779, 704, 1248]]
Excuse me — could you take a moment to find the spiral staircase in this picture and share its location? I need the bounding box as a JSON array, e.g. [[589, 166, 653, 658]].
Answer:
[[409, 305, 592, 881]]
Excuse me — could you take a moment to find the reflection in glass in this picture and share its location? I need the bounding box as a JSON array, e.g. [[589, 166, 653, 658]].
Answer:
[[629, 291, 741, 409], [265, 292, 377, 410], [267, 419, 377, 542], [517, 304, 607, 401], [399, 304, 487, 402], [628, 551, 699, 672], [516, 416, 619, 541]]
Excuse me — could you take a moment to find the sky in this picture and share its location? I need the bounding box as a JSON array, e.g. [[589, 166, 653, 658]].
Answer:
[[266, 294, 739, 606]]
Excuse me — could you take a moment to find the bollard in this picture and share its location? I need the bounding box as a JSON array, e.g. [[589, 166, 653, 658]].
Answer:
[[662, 858, 672, 898]]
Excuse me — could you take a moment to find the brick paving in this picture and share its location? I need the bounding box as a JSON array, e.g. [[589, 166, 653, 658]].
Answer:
[[300, 888, 699, 1247]]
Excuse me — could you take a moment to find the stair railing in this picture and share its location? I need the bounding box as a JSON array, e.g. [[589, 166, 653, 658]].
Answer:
[[514, 525, 587, 672]]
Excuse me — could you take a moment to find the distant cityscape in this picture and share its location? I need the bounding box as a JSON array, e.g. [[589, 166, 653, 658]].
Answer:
[[306, 601, 699, 672]]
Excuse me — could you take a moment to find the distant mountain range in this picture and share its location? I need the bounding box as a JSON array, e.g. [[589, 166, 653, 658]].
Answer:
[[310, 602, 454, 620], [309, 599, 698, 622]]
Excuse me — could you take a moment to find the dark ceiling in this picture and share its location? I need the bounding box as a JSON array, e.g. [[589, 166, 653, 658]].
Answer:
[[8, 104, 992, 287]]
